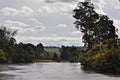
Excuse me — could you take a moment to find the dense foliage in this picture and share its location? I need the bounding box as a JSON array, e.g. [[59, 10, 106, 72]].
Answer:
[[0, 49, 6, 63], [73, 0, 118, 49], [73, 0, 120, 73], [80, 44, 120, 73], [0, 26, 55, 63], [12, 43, 45, 63], [60, 46, 81, 62]]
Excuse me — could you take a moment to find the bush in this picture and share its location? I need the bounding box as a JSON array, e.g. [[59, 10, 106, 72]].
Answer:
[[24, 54, 34, 63], [0, 49, 7, 63], [80, 44, 120, 73]]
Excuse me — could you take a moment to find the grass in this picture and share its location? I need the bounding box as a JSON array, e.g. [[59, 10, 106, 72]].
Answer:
[[44, 47, 60, 54]]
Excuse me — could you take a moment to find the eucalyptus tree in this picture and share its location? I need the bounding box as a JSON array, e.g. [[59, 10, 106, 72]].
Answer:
[[73, 0, 118, 49]]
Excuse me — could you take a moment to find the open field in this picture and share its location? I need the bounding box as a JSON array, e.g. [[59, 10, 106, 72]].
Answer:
[[44, 47, 60, 54]]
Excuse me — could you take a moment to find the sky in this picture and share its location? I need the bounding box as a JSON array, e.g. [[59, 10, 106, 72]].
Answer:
[[0, 0, 120, 46]]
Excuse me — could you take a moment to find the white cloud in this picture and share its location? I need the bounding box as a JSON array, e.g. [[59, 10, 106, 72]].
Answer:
[[15, 36, 82, 46], [1, 7, 18, 16], [31, 0, 44, 3], [3, 20, 45, 33], [0, 6, 34, 17], [114, 19, 120, 35], [34, 26, 45, 31], [29, 18, 43, 25], [24, 28, 36, 32], [60, 40, 83, 46], [57, 24, 67, 28], [3, 20, 31, 33], [20, 6, 34, 16], [10, 26, 23, 31], [3, 20, 29, 28], [15, 36, 81, 42], [115, 6, 120, 10], [29, 18, 38, 22], [38, 2, 75, 15], [93, 0, 106, 15], [45, 0, 79, 3], [17, 26, 45, 33], [38, 6, 58, 14], [71, 31, 81, 35], [20, 26, 45, 33], [50, 34, 58, 37]]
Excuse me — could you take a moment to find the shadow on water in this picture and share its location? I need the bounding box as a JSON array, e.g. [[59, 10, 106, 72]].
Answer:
[[0, 74, 15, 80], [0, 64, 31, 71], [0, 64, 33, 80], [80, 66, 120, 78]]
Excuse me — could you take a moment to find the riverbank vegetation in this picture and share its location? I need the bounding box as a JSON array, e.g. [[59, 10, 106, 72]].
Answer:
[[73, 0, 120, 73], [80, 44, 120, 73], [0, 26, 54, 63], [0, 26, 82, 63]]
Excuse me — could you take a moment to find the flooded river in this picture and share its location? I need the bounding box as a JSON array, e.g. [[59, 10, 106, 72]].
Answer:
[[0, 63, 120, 80]]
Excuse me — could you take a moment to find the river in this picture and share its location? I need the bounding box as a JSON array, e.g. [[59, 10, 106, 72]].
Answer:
[[0, 63, 120, 80]]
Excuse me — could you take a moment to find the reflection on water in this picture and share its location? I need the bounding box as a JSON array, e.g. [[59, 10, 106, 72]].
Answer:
[[0, 63, 120, 80]]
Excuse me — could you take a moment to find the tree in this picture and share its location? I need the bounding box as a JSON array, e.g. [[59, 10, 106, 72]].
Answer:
[[60, 46, 69, 60], [0, 26, 17, 62], [35, 43, 44, 59], [73, 0, 118, 49], [37, 43, 44, 51], [0, 26, 17, 41], [60, 46, 80, 62], [53, 53, 58, 60]]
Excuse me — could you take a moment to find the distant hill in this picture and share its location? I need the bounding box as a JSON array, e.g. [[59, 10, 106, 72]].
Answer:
[[44, 46, 60, 54]]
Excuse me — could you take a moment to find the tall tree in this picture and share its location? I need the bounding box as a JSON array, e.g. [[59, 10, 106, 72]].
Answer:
[[0, 26, 17, 41], [73, 0, 118, 48], [0, 26, 17, 61]]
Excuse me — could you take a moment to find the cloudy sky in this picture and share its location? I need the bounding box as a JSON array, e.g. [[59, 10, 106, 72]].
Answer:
[[0, 0, 120, 46]]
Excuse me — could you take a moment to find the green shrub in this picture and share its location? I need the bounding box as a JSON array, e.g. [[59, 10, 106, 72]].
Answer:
[[0, 49, 7, 63], [80, 44, 120, 73]]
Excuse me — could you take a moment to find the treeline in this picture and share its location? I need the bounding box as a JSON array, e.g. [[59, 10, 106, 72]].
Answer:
[[0, 26, 82, 63], [47, 46, 83, 62], [73, 0, 120, 73], [0, 26, 56, 63]]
